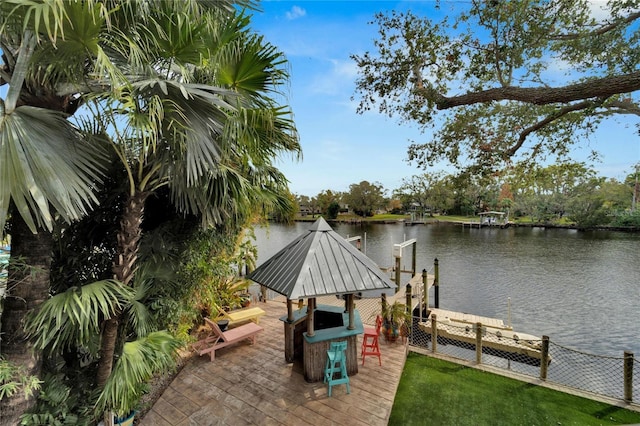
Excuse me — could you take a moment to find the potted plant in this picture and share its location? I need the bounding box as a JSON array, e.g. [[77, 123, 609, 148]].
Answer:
[[239, 292, 252, 308], [380, 300, 411, 342]]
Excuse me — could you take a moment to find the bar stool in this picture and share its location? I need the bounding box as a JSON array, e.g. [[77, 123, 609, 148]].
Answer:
[[323, 340, 350, 397], [361, 315, 382, 365]]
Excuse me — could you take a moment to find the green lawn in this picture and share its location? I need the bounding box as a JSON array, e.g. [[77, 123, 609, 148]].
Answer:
[[389, 352, 640, 426]]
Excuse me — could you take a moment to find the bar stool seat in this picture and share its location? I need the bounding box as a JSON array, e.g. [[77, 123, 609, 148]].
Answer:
[[361, 315, 382, 365], [324, 340, 350, 397]]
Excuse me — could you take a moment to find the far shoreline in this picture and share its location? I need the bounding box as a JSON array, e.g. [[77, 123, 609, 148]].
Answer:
[[287, 216, 640, 233]]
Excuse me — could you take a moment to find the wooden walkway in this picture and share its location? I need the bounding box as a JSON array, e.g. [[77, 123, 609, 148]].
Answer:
[[140, 299, 408, 425]]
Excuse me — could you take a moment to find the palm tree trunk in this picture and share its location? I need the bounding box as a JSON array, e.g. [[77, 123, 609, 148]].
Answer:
[[0, 214, 53, 425], [96, 191, 148, 386]]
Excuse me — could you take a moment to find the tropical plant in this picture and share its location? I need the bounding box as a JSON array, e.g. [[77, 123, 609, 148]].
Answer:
[[24, 279, 181, 421], [0, 359, 41, 402], [19, 373, 93, 426], [380, 300, 411, 342], [94, 331, 181, 418], [176, 226, 257, 335], [0, 2, 109, 419], [2, 1, 299, 423]]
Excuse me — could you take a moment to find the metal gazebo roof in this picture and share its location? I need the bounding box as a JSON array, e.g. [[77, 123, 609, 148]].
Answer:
[[247, 218, 394, 300]]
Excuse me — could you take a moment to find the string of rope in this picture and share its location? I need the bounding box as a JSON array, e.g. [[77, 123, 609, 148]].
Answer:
[[549, 341, 625, 359]]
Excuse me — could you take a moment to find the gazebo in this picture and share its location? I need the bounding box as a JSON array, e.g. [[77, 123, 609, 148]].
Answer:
[[247, 217, 394, 381]]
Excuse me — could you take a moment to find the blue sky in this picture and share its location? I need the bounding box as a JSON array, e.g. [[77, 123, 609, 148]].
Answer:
[[249, 1, 640, 197]]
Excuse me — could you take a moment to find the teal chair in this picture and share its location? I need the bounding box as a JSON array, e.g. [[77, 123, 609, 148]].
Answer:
[[323, 340, 350, 397]]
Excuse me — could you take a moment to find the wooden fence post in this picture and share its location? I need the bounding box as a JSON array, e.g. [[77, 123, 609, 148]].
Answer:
[[422, 268, 428, 314], [412, 242, 417, 276], [624, 351, 634, 402], [431, 314, 438, 353], [395, 256, 401, 292], [405, 283, 412, 313], [540, 336, 550, 380], [433, 258, 439, 308], [475, 322, 483, 364]]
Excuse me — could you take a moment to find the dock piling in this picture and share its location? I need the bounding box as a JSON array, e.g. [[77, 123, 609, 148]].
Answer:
[[434, 258, 439, 308], [624, 351, 634, 402]]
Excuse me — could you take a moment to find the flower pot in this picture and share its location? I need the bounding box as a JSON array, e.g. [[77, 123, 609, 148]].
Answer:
[[217, 320, 229, 331], [382, 323, 399, 342], [115, 411, 135, 426]]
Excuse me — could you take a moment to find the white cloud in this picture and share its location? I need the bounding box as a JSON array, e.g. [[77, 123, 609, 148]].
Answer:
[[285, 6, 306, 21], [309, 58, 358, 96]]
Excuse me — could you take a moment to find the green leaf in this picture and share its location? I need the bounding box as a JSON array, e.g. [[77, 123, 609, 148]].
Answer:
[[25, 280, 133, 354], [96, 331, 181, 416], [0, 105, 105, 234]]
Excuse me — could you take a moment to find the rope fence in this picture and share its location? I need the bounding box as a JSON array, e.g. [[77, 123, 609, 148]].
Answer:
[[408, 315, 637, 404]]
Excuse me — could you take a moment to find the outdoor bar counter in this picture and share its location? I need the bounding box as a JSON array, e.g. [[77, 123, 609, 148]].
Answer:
[[280, 304, 363, 382]]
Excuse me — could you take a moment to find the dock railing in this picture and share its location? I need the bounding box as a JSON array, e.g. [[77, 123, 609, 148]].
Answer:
[[408, 315, 639, 405]]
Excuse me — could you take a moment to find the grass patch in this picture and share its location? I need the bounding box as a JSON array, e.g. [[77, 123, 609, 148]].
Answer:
[[432, 215, 473, 223], [368, 214, 409, 221], [390, 353, 640, 426]]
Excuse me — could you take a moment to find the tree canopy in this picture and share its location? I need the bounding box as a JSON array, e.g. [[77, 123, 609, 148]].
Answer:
[[344, 180, 386, 217], [352, 0, 640, 173]]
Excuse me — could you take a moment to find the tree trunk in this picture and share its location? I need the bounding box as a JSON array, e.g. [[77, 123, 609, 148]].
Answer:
[[96, 191, 148, 423], [0, 214, 53, 425]]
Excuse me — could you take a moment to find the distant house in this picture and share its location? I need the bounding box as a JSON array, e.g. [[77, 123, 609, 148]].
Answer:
[[299, 205, 312, 217]]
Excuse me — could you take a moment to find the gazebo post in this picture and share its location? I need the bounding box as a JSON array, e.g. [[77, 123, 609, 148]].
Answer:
[[284, 298, 296, 362], [287, 299, 293, 321], [307, 297, 315, 337], [347, 293, 355, 330]]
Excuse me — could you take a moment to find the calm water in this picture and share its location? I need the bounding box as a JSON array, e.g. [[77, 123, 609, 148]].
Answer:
[[253, 221, 640, 356]]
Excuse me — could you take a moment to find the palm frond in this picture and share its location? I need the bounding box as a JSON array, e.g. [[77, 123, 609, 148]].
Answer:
[[25, 280, 133, 354], [0, 105, 106, 233], [126, 280, 155, 338], [224, 106, 300, 162], [4, 30, 36, 112], [217, 32, 289, 100], [95, 331, 181, 416], [0, 0, 67, 44], [30, 1, 122, 94]]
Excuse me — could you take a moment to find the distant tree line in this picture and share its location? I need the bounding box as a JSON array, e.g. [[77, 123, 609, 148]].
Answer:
[[288, 162, 640, 229]]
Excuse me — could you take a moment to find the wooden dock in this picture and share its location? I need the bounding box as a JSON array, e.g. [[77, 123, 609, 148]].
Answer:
[[418, 308, 545, 365], [426, 308, 511, 330], [140, 299, 408, 426]]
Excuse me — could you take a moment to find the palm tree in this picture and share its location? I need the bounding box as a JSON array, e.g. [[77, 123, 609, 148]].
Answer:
[[2, 1, 299, 423], [0, 1, 262, 421], [0, 3, 112, 421], [84, 6, 300, 400]]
